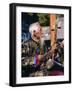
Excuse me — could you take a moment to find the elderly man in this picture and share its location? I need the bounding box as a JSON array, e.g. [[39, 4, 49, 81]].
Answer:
[[22, 22, 50, 77], [22, 22, 48, 77]]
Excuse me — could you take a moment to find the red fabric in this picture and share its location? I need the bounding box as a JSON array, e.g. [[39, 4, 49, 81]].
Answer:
[[49, 70, 64, 76], [36, 54, 40, 65]]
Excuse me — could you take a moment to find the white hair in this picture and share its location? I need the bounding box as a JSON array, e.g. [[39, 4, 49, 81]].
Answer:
[[29, 22, 41, 36]]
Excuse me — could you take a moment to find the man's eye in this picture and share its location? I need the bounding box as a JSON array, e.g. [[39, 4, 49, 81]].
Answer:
[[33, 30, 36, 32]]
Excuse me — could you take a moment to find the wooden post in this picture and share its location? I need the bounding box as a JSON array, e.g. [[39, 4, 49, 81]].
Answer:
[[50, 14, 57, 50]]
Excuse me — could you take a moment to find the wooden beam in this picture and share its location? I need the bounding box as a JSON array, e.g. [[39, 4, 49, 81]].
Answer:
[[50, 14, 57, 49]]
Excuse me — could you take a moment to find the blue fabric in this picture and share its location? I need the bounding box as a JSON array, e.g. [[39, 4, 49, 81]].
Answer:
[[34, 56, 36, 64]]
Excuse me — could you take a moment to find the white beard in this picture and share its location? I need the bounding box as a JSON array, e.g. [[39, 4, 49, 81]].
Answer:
[[40, 37, 45, 48]]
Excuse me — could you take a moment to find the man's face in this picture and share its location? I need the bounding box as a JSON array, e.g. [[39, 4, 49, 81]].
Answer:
[[33, 27, 43, 39]]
